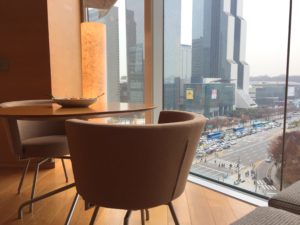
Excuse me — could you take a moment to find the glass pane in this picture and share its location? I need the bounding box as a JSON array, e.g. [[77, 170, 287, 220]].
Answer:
[[282, 0, 300, 189], [85, 0, 145, 104], [164, 0, 289, 197]]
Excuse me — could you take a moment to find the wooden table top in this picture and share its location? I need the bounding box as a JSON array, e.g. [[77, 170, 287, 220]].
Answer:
[[0, 101, 155, 120]]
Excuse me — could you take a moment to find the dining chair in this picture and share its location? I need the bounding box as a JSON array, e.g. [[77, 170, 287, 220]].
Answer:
[[0, 99, 70, 212], [65, 110, 206, 225]]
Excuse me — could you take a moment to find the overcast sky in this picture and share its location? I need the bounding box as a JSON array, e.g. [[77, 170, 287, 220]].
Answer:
[[243, 0, 299, 77]]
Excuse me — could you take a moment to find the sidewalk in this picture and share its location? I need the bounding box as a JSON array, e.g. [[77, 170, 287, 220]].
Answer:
[[269, 163, 281, 190]]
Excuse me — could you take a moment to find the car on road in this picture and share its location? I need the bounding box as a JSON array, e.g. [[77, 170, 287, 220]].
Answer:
[[256, 127, 263, 132], [231, 135, 237, 140], [206, 147, 215, 154], [250, 129, 257, 134], [230, 141, 236, 145], [265, 157, 272, 163], [263, 177, 274, 185], [222, 144, 231, 149], [196, 151, 205, 158], [216, 147, 223, 152]]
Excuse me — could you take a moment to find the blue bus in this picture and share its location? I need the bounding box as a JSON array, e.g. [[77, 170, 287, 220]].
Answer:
[[252, 121, 268, 129], [233, 126, 244, 133], [207, 131, 224, 140]]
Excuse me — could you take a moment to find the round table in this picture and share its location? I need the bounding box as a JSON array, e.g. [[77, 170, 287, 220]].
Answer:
[[0, 101, 155, 120]]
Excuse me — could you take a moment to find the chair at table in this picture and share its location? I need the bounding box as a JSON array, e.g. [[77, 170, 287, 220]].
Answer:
[[65, 110, 206, 225], [0, 100, 69, 212]]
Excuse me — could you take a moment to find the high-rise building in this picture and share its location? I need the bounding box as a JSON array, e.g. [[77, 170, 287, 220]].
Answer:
[[231, 0, 249, 91], [191, 0, 255, 109], [179, 44, 192, 82], [126, 10, 137, 50], [127, 44, 144, 103], [100, 7, 120, 103], [164, 0, 182, 81], [191, 0, 237, 83], [126, 2, 144, 103]]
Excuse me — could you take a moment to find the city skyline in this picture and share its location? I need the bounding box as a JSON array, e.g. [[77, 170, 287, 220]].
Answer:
[[181, 0, 300, 77], [109, 0, 300, 79]]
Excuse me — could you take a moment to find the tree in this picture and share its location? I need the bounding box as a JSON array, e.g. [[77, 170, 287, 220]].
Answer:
[[240, 114, 250, 125], [268, 131, 300, 185]]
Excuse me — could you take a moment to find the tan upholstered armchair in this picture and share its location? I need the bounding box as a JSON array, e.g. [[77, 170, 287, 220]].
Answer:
[[65, 110, 206, 225]]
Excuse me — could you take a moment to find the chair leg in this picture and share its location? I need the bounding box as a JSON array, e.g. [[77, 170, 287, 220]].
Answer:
[[89, 206, 100, 225], [140, 210, 145, 225], [29, 158, 49, 212], [123, 210, 132, 225], [17, 159, 31, 194], [64, 192, 79, 225], [145, 209, 150, 221], [168, 202, 180, 225], [61, 159, 69, 183]]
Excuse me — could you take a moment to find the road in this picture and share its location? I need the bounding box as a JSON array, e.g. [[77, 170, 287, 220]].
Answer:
[[191, 126, 283, 191], [220, 127, 282, 167]]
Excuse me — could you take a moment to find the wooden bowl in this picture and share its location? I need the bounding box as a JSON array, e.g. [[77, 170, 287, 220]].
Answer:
[[52, 97, 98, 108]]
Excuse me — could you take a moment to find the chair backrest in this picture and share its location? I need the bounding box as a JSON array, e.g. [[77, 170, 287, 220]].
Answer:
[[66, 110, 206, 210], [0, 100, 65, 156]]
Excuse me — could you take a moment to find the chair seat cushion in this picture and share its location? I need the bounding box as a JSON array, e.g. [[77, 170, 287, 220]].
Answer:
[[231, 207, 300, 225], [22, 135, 69, 158], [269, 180, 300, 214]]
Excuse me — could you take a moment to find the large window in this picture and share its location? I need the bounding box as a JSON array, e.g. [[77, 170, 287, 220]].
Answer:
[[85, 0, 145, 104], [282, 0, 300, 189], [83, 0, 300, 198], [84, 0, 145, 124], [164, 0, 299, 198]]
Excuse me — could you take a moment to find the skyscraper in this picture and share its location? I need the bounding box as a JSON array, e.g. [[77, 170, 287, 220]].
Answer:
[[191, 0, 255, 108], [100, 7, 120, 103], [231, 0, 249, 91], [164, 0, 182, 81], [179, 44, 192, 82], [191, 0, 237, 83], [126, 0, 145, 103]]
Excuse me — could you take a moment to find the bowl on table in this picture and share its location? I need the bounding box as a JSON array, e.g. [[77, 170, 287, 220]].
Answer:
[[52, 94, 103, 108]]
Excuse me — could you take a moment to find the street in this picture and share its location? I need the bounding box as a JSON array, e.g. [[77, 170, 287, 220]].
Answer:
[[191, 126, 283, 196]]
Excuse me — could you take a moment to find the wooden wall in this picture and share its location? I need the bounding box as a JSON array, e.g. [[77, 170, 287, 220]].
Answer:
[[0, 0, 51, 166], [0, 0, 81, 166], [0, 0, 52, 102]]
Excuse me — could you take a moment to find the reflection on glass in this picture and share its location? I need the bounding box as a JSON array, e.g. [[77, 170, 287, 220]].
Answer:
[[85, 0, 145, 104], [282, 0, 300, 189], [164, 0, 292, 197]]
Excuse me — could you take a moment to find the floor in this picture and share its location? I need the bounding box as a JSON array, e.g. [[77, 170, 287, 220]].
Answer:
[[0, 160, 255, 225]]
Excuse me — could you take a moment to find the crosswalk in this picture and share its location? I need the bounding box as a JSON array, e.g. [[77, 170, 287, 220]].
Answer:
[[208, 159, 246, 170], [256, 180, 277, 191], [191, 164, 228, 181]]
